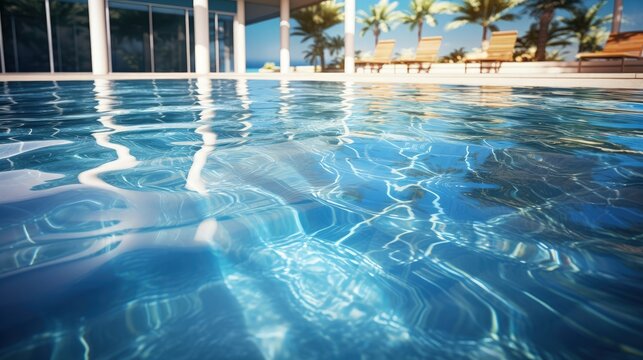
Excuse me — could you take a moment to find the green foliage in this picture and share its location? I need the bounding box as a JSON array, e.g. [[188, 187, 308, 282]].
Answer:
[[445, 0, 523, 41], [439, 47, 467, 63], [515, 21, 571, 61], [292, 0, 344, 70], [401, 0, 451, 42], [523, 0, 581, 60], [292, 0, 343, 42], [523, 0, 581, 16], [303, 42, 325, 67], [358, 0, 404, 45], [560, 0, 611, 53], [326, 35, 345, 57]]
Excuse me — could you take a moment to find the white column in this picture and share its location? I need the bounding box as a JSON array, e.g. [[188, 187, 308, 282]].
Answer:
[[280, 0, 290, 74], [88, 0, 109, 75], [45, 0, 54, 72], [611, 0, 623, 34], [193, 0, 210, 74], [234, 0, 246, 73], [344, 0, 355, 74]]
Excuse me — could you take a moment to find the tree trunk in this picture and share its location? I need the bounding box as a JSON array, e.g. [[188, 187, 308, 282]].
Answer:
[[578, 34, 585, 54], [374, 29, 380, 46], [611, 0, 623, 34], [482, 25, 488, 42], [535, 9, 553, 62], [417, 20, 423, 43], [314, 35, 326, 72]]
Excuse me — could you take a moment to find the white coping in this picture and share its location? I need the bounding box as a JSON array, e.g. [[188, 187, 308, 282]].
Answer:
[[1, 71, 642, 89]]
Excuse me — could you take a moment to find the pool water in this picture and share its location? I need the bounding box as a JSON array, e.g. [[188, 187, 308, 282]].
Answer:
[[0, 80, 641, 359]]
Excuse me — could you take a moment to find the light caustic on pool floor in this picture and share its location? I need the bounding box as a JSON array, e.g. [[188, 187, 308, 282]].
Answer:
[[0, 79, 642, 359]]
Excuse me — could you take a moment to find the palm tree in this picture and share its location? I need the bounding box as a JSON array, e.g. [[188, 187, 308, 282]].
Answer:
[[358, 0, 403, 46], [326, 34, 345, 66], [515, 21, 571, 61], [446, 0, 523, 43], [439, 47, 467, 63], [524, 0, 580, 61], [402, 0, 450, 43], [561, 0, 611, 53], [292, 0, 343, 71], [303, 42, 325, 68]]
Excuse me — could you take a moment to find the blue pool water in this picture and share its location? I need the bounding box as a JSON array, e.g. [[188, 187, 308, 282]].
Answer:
[[0, 80, 642, 359]]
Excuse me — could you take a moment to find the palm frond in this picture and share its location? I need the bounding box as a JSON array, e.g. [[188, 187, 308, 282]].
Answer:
[[446, 19, 470, 30], [358, 0, 403, 39]]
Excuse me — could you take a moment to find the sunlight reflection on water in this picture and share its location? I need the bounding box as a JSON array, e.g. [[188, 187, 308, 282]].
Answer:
[[0, 79, 642, 359]]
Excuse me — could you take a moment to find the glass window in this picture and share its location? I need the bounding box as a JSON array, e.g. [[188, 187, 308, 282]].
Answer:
[[109, 2, 151, 72], [1, 0, 50, 72], [209, 12, 215, 72], [50, 0, 91, 72], [152, 7, 187, 72], [217, 14, 234, 73], [189, 11, 195, 72]]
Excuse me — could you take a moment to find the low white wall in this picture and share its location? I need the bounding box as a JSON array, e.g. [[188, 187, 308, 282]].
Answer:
[[292, 65, 320, 73], [3, 72, 641, 89], [356, 60, 643, 74]]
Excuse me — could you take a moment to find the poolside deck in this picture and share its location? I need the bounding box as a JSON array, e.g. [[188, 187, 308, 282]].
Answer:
[[2, 71, 642, 89]]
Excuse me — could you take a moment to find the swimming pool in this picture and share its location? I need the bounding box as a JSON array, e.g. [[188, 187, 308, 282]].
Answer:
[[0, 79, 641, 359]]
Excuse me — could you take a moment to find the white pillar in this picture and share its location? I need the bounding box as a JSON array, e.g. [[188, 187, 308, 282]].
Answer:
[[45, 0, 54, 73], [88, 0, 109, 75], [611, 0, 623, 34], [193, 0, 210, 74], [344, 0, 355, 74], [280, 0, 290, 74], [234, 0, 246, 73]]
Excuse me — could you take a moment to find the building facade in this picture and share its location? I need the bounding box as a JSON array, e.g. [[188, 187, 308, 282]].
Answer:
[[0, 0, 355, 74]]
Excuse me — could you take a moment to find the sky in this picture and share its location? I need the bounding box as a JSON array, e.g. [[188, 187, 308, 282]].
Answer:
[[245, 0, 643, 67]]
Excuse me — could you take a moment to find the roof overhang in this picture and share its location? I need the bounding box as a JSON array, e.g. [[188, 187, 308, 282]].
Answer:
[[246, 0, 325, 24]]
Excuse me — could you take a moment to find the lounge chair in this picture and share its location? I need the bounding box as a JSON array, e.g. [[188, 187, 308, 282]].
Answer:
[[355, 40, 396, 73], [577, 31, 643, 73], [392, 36, 442, 73], [464, 31, 518, 74]]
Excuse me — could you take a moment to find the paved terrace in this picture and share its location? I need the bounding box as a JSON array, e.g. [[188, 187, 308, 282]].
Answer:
[[2, 63, 643, 89]]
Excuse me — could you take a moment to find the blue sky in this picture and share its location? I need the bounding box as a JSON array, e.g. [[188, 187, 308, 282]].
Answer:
[[245, 0, 643, 67]]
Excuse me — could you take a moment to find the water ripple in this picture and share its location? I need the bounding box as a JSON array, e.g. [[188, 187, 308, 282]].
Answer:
[[0, 80, 642, 359]]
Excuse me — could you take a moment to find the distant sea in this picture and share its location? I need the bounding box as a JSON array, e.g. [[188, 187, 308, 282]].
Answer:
[[246, 61, 266, 74]]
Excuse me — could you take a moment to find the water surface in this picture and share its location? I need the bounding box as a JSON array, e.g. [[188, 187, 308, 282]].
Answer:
[[0, 80, 642, 359]]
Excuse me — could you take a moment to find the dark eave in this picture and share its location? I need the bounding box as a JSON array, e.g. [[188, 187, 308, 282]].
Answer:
[[245, 0, 325, 24]]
